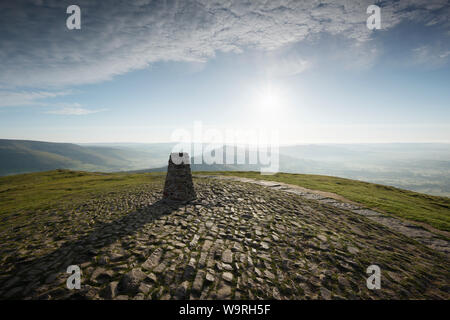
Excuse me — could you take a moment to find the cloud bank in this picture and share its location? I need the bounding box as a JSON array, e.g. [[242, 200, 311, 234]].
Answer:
[[0, 0, 448, 90]]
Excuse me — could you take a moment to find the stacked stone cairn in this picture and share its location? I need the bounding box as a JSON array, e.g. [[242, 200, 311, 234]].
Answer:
[[162, 152, 196, 202]]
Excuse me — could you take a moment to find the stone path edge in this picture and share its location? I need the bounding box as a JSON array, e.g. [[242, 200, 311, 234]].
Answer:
[[194, 175, 450, 257]]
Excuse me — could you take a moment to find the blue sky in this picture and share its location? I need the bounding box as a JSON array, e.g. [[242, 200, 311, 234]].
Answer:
[[0, 0, 449, 143]]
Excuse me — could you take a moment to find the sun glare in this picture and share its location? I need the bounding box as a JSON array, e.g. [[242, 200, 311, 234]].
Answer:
[[251, 83, 287, 124]]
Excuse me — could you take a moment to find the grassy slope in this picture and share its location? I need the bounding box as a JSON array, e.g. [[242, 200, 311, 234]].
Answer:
[[0, 139, 133, 175], [197, 171, 450, 232], [0, 170, 449, 233], [0, 170, 165, 215]]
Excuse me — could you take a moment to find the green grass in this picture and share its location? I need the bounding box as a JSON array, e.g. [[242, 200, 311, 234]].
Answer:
[[0, 169, 449, 233], [0, 169, 165, 214], [196, 171, 450, 233]]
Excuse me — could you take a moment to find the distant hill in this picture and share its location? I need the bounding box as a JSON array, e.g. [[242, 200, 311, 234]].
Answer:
[[0, 139, 151, 175], [1, 139, 449, 196], [132, 150, 323, 174]]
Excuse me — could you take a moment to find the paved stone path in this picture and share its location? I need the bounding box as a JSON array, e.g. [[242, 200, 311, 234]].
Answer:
[[0, 177, 448, 300], [196, 175, 450, 256]]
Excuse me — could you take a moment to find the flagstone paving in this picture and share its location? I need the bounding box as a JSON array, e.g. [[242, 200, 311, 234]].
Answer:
[[0, 177, 448, 300], [197, 175, 450, 256]]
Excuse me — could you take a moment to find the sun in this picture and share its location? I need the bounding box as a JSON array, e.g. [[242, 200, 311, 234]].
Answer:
[[252, 83, 286, 123], [260, 87, 280, 110]]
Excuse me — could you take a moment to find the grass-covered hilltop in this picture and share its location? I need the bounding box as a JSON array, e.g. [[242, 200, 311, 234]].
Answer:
[[1, 170, 449, 232], [0, 170, 449, 300], [2, 140, 450, 198]]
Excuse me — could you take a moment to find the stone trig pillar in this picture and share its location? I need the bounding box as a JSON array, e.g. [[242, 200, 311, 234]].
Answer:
[[162, 152, 196, 202]]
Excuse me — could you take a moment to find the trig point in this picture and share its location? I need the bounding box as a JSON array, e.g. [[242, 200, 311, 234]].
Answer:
[[162, 152, 196, 202]]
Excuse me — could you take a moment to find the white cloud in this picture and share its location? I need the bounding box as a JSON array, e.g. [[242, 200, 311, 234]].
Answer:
[[45, 106, 107, 115], [411, 45, 450, 67], [0, 90, 70, 107], [0, 0, 448, 90], [0, 91, 104, 116], [439, 51, 450, 59], [266, 54, 312, 77]]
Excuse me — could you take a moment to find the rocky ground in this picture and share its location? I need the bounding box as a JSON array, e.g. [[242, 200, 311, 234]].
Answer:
[[0, 177, 449, 300]]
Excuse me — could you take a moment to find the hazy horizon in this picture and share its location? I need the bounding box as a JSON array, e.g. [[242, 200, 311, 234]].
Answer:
[[3, 138, 450, 145], [1, 138, 449, 196]]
